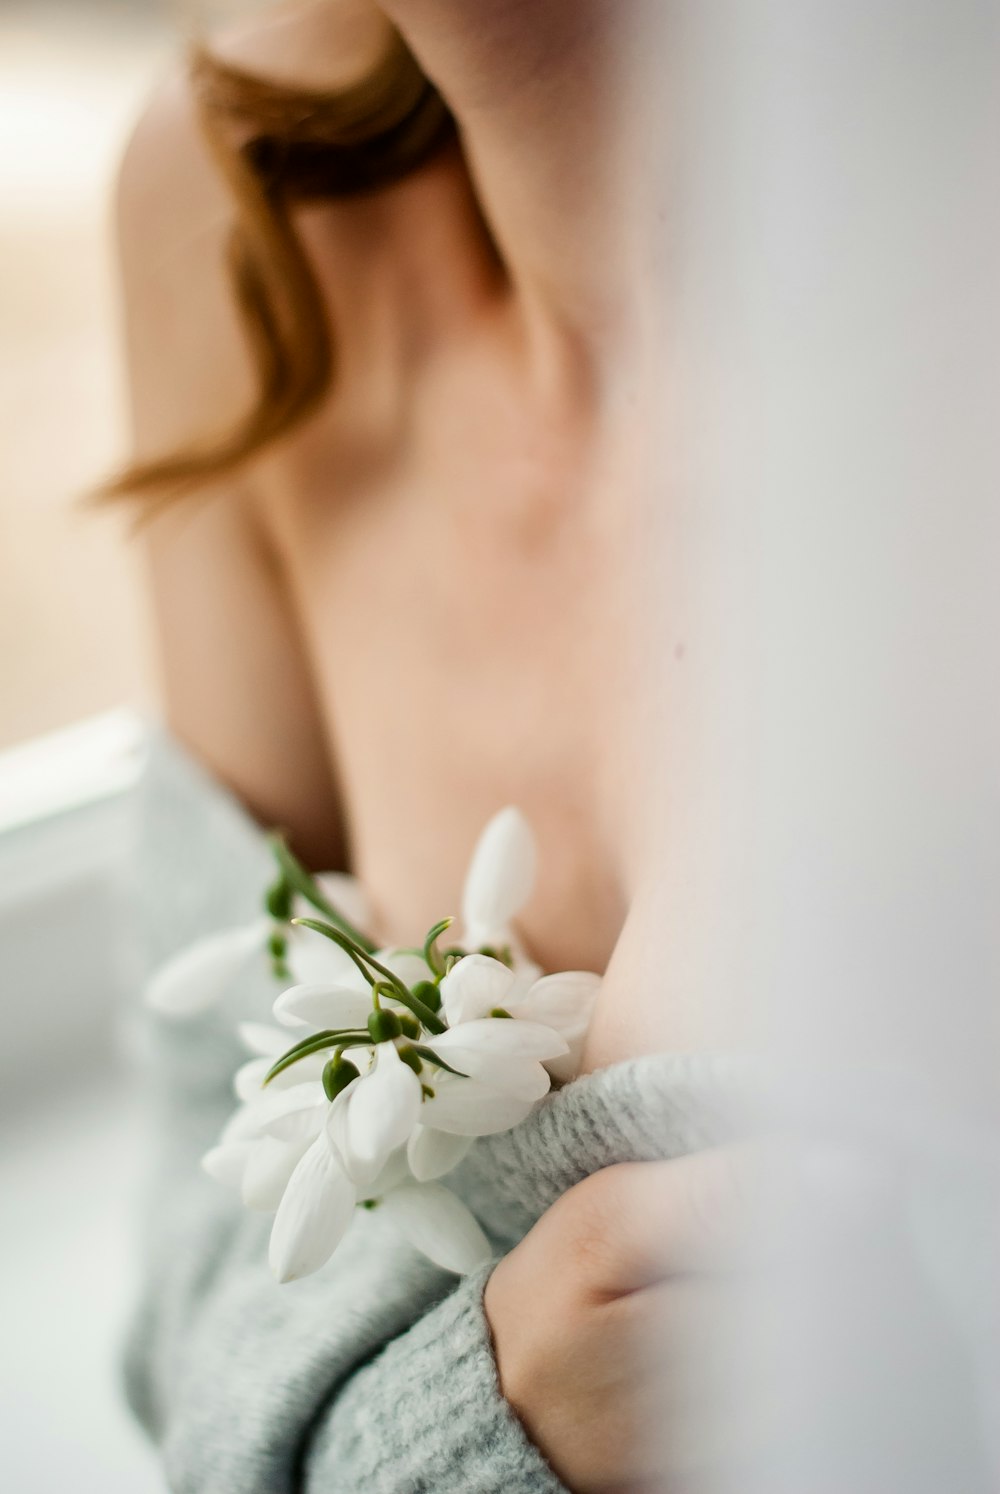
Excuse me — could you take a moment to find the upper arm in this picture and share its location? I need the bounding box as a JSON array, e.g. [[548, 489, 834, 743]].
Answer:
[[115, 71, 344, 869]]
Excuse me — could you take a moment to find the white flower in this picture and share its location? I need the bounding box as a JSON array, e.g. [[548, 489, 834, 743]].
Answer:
[[507, 970, 601, 1084], [400, 955, 571, 1168], [437, 952, 598, 1083], [414, 1071, 540, 1138], [377, 1181, 491, 1274], [197, 809, 603, 1285], [427, 1018, 564, 1100], [268, 1102, 491, 1282], [272, 949, 429, 1030], [203, 1075, 327, 1213], [460, 806, 537, 954], [144, 869, 373, 1017], [145, 917, 271, 1017], [268, 1132, 357, 1282], [326, 1044, 423, 1186], [406, 1125, 473, 1181]]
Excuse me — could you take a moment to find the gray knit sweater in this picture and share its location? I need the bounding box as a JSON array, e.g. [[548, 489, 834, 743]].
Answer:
[[122, 732, 742, 1493]]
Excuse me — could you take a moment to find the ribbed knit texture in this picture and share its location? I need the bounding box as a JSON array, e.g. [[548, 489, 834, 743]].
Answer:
[[122, 729, 744, 1493]]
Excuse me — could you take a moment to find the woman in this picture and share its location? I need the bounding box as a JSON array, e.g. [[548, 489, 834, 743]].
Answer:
[[113, 3, 754, 1489]]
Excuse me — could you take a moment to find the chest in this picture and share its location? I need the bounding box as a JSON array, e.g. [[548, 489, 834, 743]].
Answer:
[[262, 335, 654, 977]]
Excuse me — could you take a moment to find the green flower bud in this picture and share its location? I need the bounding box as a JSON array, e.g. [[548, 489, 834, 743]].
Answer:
[[396, 1045, 423, 1076], [268, 931, 288, 962], [412, 979, 442, 1013], [265, 878, 293, 922], [398, 1011, 421, 1040], [368, 1008, 403, 1044], [489, 1007, 513, 1019], [322, 1055, 360, 1102]]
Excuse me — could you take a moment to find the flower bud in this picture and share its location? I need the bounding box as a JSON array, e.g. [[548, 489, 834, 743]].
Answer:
[[268, 931, 288, 962], [265, 878, 293, 922], [368, 1008, 403, 1044], [398, 1011, 421, 1039], [322, 1055, 360, 1102], [412, 980, 442, 1013]]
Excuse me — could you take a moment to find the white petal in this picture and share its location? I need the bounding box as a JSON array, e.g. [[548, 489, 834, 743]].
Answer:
[[237, 1050, 327, 1100], [380, 1182, 491, 1274], [544, 1037, 587, 1085], [268, 1134, 357, 1283], [431, 1018, 569, 1061], [284, 927, 359, 987], [343, 1044, 422, 1173], [237, 1022, 289, 1057], [407, 1125, 473, 1183], [325, 1080, 379, 1190], [241, 1134, 312, 1212], [439, 954, 516, 1028], [366, 1146, 413, 1196], [376, 948, 436, 989], [512, 972, 600, 1083], [429, 1051, 552, 1101], [418, 1076, 536, 1136], [310, 873, 375, 934], [461, 807, 537, 945], [227, 1080, 325, 1141], [513, 971, 601, 1037], [273, 982, 373, 1031], [144, 919, 268, 1016], [262, 1097, 328, 1145], [234, 1057, 271, 1102], [201, 1141, 252, 1189]]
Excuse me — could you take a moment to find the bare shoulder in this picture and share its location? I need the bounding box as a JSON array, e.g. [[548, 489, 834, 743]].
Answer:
[[114, 62, 357, 867], [115, 66, 254, 459]]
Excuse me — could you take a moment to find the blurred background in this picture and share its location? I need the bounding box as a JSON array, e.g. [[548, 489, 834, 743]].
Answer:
[[1, 1, 171, 1487]]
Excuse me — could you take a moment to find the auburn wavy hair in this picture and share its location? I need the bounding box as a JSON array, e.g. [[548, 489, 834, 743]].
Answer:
[[99, 30, 452, 507]]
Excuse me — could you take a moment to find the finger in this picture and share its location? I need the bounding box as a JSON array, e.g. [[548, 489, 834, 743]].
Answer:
[[572, 1139, 893, 1297], [573, 1147, 762, 1296]]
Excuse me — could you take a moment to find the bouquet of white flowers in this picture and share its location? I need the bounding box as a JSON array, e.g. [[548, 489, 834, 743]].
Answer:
[[146, 808, 600, 1283]]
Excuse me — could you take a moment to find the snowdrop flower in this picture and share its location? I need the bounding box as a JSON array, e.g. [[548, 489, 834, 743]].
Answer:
[[284, 873, 376, 985], [437, 952, 599, 1084], [203, 1068, 328, 1211], [196, 807, 601, 1284], [326, 1041, 423, 1186], [272, 949, 429, 1030], [459, 806, 538, 958], [145, 859, 374, 1018], [375, 1181, 491, 1275], [268, 1132, 358, 1281], [145, 917, 273, 1017], [269, 1111, 491, 1283], [232, 1022, 326, 1101]]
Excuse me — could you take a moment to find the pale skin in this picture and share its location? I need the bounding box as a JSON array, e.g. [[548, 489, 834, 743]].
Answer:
[[117, 2, 750, 1487]]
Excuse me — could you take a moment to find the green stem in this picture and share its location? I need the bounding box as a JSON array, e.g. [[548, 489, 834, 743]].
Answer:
[[422, 916, 454, 979], [294, 918, 447, 1034], [268, 834, 377, 953], [264, 1028, 369, 1085]]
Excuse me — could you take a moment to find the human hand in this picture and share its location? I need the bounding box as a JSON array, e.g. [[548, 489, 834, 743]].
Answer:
[[484, 1146, 770, 1494]]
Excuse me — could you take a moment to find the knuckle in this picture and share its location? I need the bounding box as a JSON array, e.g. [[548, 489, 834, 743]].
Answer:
[[561, 1165, 635, 1292]]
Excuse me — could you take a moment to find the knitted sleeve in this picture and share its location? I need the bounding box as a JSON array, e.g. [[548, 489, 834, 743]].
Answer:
[[122, 730, 740, 1494]]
